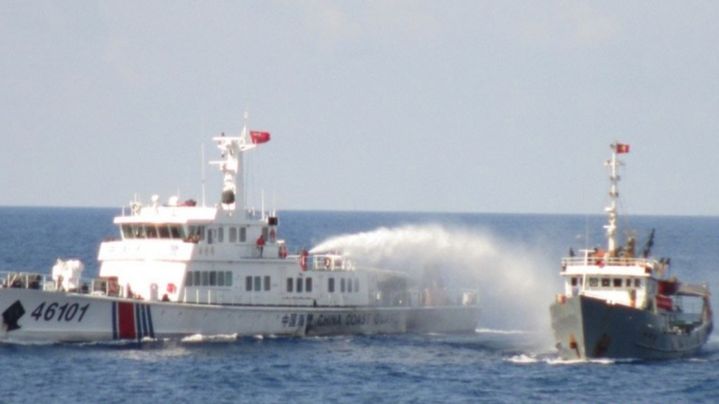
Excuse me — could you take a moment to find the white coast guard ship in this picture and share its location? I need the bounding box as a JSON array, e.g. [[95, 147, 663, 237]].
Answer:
[[550, 142, 712, 360], [0, 123, 479, 342]]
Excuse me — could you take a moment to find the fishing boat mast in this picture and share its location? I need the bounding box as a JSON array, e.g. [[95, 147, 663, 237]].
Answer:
[[604, 142, 628, 255]]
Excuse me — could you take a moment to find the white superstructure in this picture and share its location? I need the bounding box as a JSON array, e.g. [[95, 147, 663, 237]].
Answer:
[[97, 124, 393, 307]]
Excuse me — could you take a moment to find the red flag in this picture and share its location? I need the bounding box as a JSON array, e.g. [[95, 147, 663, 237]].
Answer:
[[250, 131, 271, 144], [615, 143, 630, 154]]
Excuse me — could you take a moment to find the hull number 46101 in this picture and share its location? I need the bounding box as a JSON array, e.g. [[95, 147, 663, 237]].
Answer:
[[30, 302, 90, 322]]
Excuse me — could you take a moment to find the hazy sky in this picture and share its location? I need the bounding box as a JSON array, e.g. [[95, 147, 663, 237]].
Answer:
[[1, 1, 718, 215]]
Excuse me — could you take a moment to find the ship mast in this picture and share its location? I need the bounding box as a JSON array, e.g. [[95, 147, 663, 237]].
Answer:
[[604, 142, 626, 255], [209, 117, 257, 213]]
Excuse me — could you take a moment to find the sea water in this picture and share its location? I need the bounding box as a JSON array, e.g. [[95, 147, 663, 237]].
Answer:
[[0, 207, 717, 403]]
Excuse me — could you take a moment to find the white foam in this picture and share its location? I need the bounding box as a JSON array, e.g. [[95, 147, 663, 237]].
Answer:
[[545, 356, 620, 365], [181, 333, 239, 343], [506, 354, 538, 364]]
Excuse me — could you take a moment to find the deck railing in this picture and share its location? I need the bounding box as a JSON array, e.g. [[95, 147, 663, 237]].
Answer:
[[561, 256, 656, 269], [0, 270, 125, 297]]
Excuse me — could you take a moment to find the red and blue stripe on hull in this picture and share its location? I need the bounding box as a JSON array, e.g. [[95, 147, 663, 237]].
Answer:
[[111, 301, 155, 341]]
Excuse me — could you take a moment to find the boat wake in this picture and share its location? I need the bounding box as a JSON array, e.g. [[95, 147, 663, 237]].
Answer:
[[544, 356, 623, 365], [181, 333, 240, 343], [505, 353, 627, 366], [505, 353, 541, 364]]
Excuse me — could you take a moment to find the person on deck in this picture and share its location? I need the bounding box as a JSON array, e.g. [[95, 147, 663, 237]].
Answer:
[[256, 234, 266, 257]]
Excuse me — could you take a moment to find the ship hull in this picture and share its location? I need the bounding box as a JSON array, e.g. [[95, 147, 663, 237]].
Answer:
[[0, 288, 479, 343], [550, 295, 712, 360]]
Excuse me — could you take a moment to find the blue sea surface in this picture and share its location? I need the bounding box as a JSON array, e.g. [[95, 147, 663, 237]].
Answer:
[[0, 207, 718, 403]]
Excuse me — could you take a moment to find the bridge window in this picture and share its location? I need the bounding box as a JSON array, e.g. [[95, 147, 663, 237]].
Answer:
[[296, 278, 303, 293], [570, 277, 578, 286], [124, 224, 185, 239], [286, 278, 293, 292], [240, 227, 246, 242], [229, 227, 237, 242], [305, 278, 312, 293], [134, 225, 146, 238], [340, 278, 346, 293], [159, 225, 171, 239], [625, 278, 632, 287], [588, 278, 598, 287], [170, 225, 182, 239], [210, 271, 217, 285], [635, 279, 642, 287], [328, 278, 335, 293], [193, 271, 200, 286], [601, 278, 610, 287], [218, 227, 224, 243], [613, 278, 622, 287], [201, 271, 209, 286], [122, 224, 133, 239], [186, 271, 193, 286], [353, 278, 359, 293], [246, 276, 252, 291], [254, 276, 261, 291], [207, 229, 214, 244], [217, 271, 225, 287], [264, 276, 270, 291], [124, 225, 140, 238], [225, 271, 232, 286]]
